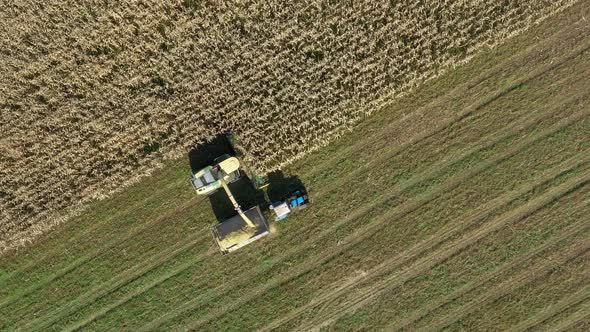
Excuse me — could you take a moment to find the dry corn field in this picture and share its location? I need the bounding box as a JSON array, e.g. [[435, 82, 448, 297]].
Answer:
[[0, 0, 579, 252], [1, 0, 590, 330]]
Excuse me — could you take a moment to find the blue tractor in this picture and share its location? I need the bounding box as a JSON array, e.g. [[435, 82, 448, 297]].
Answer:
[[269, 189, 309, 221]]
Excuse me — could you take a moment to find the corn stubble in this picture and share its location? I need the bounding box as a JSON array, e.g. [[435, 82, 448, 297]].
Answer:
[[0, 0, 576, 252]]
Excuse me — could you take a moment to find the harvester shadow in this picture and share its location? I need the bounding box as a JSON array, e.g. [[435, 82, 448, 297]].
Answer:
[[187, 134, 235, 174], [187, 134, 308, 223], [207, 171, 308, 223]]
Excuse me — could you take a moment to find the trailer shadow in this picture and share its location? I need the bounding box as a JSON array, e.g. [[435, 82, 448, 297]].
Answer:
[[265, 171, 307, 204], [207, 176, 267, 222]]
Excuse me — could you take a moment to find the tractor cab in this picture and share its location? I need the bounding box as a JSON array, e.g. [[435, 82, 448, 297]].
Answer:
[[269, 189, 309, 221]]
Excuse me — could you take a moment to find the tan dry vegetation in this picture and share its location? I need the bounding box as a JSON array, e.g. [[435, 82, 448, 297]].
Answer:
[[0, 1, 577, 251], [0, 2, 589, 330]]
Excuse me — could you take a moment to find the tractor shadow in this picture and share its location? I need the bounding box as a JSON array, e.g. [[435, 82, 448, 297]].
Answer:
[[265, 171, 307, 204]]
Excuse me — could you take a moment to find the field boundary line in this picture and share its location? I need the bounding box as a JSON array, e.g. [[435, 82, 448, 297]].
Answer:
[[306, 35, 590, 203], [18, 222, 214, 331], [299, 172, 590, 331], [508, 285, 590, 332], [0, 179, 187, 287], [266, 0, 583, 177], [268, 81, 589, 261], [262, 156, 590, 332], [302, 15, 590, 184], [0, 197, 207, 310], [418, 239, 590, 331], [271, 62, 590, 263], [390, 209, 590, 331], [22, 43, 588, 326], [174, 110, 589, 331]]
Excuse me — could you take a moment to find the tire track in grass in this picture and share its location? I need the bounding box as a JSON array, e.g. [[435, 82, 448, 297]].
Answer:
[[390, 209, 590, 331], [0, 196, 206, 310], [290, 165, 590, 332], [547, 301, 590, 332], [18, 226, 214, 331], [64, 67, 582, 331], [62, 254, 214, 332], [507, 285, 590, 332], [419, 237, 590, 332], [160, 109, 589, 331], [262, 155, 590, 331], [5, 201, 212, 328]]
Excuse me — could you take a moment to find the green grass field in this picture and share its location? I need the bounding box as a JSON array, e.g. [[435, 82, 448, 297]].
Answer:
[[1, 2, 589, 331]]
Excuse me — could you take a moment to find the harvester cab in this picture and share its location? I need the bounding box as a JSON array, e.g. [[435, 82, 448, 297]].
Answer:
[[190, 154, 240, 195]]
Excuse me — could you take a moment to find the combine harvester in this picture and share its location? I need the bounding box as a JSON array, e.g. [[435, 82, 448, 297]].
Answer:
[[191, 152, 308, 254]]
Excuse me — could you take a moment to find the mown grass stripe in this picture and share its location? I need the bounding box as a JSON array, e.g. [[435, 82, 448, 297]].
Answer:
[[298, 170, 590, 331], [391, 214, 590, 331], [18, 225, 212, 331], [508, 285, 590, 332], [262, 156, 590, 331], [418, 235, 590, 332], [0, 177, 188, 288], [546, 301, 590, 332], [0, 196, 205, 310]]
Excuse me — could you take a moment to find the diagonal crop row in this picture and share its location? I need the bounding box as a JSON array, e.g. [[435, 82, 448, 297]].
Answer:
[[300, 16, 590, 183], [0, 195, 205, 312], [507, 285, 590, 332], [17, 223, 213, 331], [0, 172, 192, 289], [389, 205, 590, 331]]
